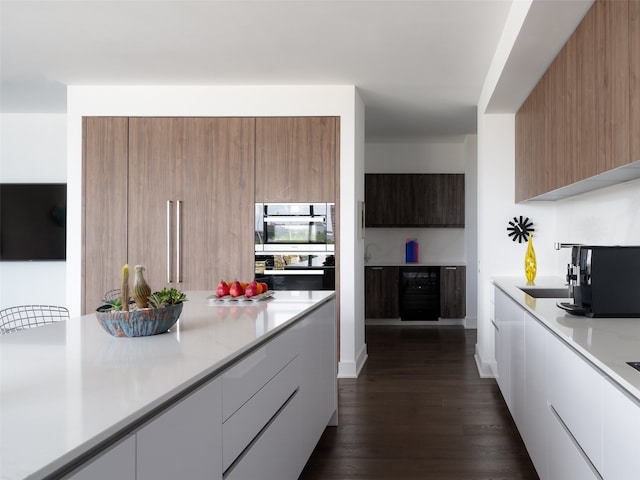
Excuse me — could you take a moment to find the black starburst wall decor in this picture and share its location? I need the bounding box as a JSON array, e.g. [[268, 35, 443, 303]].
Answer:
[[507, 216, 535, 243]]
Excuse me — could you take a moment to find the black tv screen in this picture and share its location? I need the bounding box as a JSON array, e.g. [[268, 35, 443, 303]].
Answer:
[[0, 183, 67, 260]]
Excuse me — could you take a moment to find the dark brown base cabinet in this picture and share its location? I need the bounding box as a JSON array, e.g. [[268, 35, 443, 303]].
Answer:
[[364, 174, 464, 228], [364, 266, 400, 318], [364, 265, 465, 319], [440, 266, 466, 319]]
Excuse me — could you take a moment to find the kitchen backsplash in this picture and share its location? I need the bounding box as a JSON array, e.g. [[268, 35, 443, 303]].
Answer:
[[364, 227, 465, 264], [555, 177, 640, 248]]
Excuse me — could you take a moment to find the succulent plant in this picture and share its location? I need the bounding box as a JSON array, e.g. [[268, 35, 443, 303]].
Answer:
[[147, 288, 187, 309]]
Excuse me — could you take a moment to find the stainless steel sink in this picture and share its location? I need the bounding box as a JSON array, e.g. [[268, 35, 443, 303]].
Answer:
[[518, 287, 571, 298]]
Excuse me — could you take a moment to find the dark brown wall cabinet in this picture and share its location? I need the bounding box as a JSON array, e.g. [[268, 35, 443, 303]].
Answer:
[[516, 0, 640, 202], [365, 174, 464, 227], [364, 266, 400, 318], [440, 266, 466, 319]]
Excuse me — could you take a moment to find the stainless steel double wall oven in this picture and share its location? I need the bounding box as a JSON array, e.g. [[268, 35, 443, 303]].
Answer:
[[255, 203, 335, 291]]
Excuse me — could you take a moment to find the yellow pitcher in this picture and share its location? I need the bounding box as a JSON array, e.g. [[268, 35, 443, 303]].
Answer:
[[525, 235, 537, 284]]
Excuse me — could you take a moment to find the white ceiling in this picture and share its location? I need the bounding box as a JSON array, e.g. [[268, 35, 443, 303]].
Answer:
[[0, 0, 592, 140]]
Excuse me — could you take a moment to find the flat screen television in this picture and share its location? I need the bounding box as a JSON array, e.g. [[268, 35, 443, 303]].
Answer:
[[0, 183, 67, 261]]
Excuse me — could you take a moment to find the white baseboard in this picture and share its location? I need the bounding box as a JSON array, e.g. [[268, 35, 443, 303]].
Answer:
[[474, 345, 496, 378], [337, 342, 368, 378]]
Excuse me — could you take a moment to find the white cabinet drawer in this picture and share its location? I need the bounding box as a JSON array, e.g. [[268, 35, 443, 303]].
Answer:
[[222, 325, 298, 421], [548, 333, 603, 472], [66, 435, 136, 480], [602, 379, 640, 480], [222, 354, 300, 471], [548, 405, 601, 480], [137, 378, 223, 480], [225, 389, 305, 480]]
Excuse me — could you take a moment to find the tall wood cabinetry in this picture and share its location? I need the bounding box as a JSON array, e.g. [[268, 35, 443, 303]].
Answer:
[[83, 117, 130, 312], [83, 117, 256, 313], [515, 0, 640, 202], [255, 117, 337, 202]]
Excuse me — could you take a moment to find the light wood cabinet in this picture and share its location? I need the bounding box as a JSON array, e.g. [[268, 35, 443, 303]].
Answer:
[[439, 266, 465, 319], [255, 117, 337, 203], [565, 5, 598, 186], [82, 117, 129, 312], [515, 0, 638, 202], [128, 117, 255, 292], [364, 174, 464, 227], [364, 266, 400, 318], [595, 0, 630, 173], [630, 0, 640, 162], [83, 117, 255, 313]]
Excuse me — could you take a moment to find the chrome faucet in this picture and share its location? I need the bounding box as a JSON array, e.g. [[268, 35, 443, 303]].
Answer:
[[555, 242, 582, 293]]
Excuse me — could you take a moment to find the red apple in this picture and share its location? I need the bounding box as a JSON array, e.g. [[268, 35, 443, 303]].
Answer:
[[216, 279, 230, 298], [245, 282, 259, 298], [260, 282, 269, 293], [229, 280, 244, 298]]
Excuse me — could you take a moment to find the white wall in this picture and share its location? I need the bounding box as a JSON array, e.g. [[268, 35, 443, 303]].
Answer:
[[0, 114, 67, 309], [66, 85, 366, 378], [476, 112, 561, 376], [364, 141, 467, 264]]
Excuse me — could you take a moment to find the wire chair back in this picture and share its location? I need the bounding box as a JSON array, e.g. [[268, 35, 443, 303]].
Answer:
[[103, 289, 121, 303], [0, 305, 70, 335]]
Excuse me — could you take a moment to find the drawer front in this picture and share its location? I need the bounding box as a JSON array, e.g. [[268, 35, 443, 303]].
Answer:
[[548, 333, 603, 471], [224, 389, 305, 480], [222, 324, 298, 421], [222, 355, 300, 471], [602, 379, 640, 480], [548, 405, 602, 480]]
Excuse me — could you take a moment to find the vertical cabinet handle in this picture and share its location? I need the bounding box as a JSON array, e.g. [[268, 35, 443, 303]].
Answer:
[[166, 200, 173, 283], [176, 200, 182, 283]]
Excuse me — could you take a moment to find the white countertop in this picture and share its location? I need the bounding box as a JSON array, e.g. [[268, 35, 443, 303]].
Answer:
[[365, 261, 466, 267], [0, 290, 335, 480], [493, 277, 640, 402]]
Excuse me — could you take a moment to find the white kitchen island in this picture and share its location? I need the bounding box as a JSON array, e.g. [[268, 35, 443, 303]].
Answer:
[[0, 290, 337, 480]]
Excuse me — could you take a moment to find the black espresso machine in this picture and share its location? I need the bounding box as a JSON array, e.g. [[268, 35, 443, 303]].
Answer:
[[562, 245, 640, 317]]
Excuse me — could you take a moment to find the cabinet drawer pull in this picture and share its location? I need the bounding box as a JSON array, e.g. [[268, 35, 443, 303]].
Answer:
[[491, 320, 499, 332], [166, 200, 172, 283], [445, 266, 457, 270], [176, 200, 182, 283], [371, 267, 384, 270]]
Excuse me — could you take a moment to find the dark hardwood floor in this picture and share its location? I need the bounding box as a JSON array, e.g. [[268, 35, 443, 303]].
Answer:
[[299, 325, 539, 480]]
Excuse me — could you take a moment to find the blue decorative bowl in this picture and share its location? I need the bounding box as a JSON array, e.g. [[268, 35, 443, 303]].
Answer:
[[95, 303, 183, 337]]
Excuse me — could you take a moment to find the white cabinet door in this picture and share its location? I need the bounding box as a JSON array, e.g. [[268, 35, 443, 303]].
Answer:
[[602, 379, 640, 480], [508, 299, 525, 431], [547, 333, 603, 473], [523, 313, 549, 480], [67, 435, 136, 480], [137, 377, 222, 480], [494, 289, 511, 407]]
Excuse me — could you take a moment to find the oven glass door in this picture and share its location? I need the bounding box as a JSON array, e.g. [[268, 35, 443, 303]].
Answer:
[[257, 203, 334, 252]]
